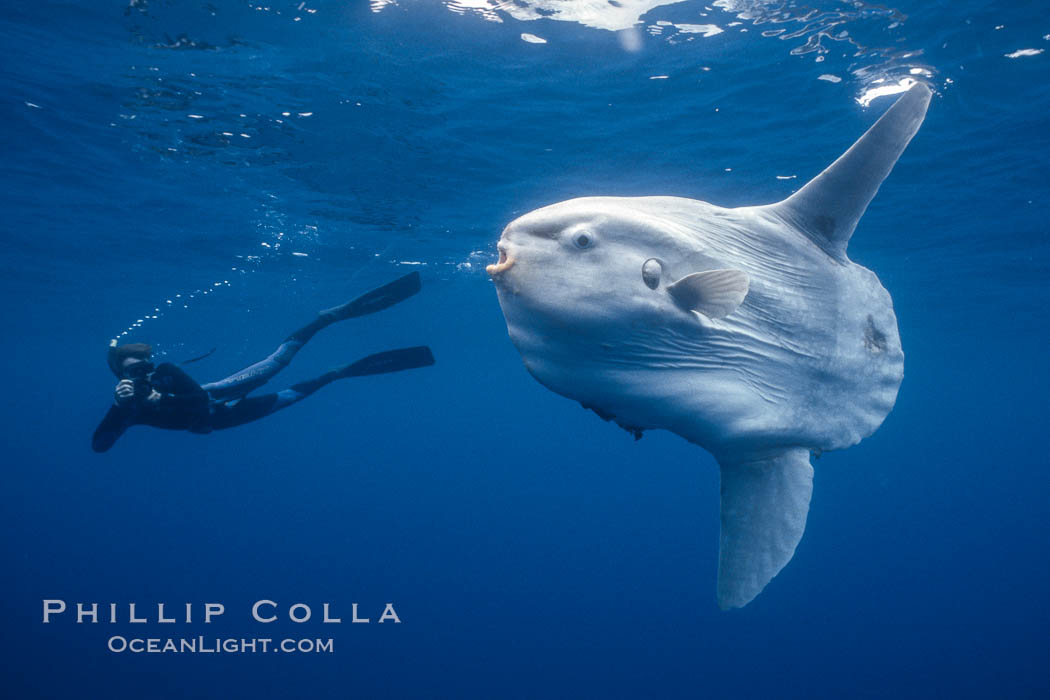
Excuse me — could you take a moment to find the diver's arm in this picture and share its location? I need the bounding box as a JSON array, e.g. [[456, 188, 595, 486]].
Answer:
[[114, 379, 136, 405], [92, 403, 133, 453]]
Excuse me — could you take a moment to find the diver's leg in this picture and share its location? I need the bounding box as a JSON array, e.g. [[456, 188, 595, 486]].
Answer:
[[200, 272, 423, 401], [205, 346, 435, 431], [206, 379, 334, 430], [207, 366, 344, 431], [207, 393, 288, 431], [200, 341, 303, 401]]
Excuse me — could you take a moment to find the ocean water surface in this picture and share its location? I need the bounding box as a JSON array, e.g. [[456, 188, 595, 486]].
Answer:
[[2, 1, 1048, 698]]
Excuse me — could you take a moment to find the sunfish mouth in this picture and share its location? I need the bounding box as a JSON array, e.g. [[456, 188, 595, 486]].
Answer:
[[486, 247, 514, 276]]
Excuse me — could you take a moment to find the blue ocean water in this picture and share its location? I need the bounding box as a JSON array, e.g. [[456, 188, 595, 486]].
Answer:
[[2, 0, 1048, 697]]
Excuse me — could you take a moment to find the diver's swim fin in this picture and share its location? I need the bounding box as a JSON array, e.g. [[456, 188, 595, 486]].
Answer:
[[320, 271, 422, 321], [338, 346, 435, 378]]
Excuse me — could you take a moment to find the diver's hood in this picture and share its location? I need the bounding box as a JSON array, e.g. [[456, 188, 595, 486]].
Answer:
[[107, 341, 153, 377]]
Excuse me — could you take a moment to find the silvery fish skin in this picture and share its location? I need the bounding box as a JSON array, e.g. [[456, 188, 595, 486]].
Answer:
[[488, 85, 932, 609]]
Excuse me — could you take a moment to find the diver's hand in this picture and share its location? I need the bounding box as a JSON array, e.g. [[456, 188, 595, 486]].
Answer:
[[114, 379, 136, 405]]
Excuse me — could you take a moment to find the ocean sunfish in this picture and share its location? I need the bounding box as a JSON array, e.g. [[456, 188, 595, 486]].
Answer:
[[487, 85, 931, 609]]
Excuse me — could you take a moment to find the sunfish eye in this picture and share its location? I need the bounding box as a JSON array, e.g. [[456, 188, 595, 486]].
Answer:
[[642, 258, 662, 289], [573, 231, 594, 249]]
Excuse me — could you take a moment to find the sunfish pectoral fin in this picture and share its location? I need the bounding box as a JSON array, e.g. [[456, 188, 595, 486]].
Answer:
[[765, 82, 932, 262], [716, 448, 813, 610], [667, 269, 749, 319]]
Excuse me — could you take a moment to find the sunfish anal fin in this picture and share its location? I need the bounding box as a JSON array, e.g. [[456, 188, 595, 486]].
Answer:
[[716, 448, 813, 610], [667, 269, 749, 319], [767, 83, 932, 262]]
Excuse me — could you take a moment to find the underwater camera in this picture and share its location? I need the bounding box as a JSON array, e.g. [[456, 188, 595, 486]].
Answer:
[[123, 361, 154, 397]]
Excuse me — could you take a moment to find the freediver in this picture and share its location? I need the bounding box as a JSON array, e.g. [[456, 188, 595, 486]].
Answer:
[[92, 271, 433, 453]]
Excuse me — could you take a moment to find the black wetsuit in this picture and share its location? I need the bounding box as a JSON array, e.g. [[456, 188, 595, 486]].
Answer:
[[91, 362, 346, 453], [92, 364, 208, 452], [91, 271, 433, 454]]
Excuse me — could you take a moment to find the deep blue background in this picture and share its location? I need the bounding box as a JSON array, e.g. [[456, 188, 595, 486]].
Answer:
[[2, 1, 1047, 697]]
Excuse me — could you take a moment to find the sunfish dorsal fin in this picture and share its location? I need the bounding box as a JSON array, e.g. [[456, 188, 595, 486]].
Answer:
[[717, 449, 813, 609], [766, 83, 932, 262]]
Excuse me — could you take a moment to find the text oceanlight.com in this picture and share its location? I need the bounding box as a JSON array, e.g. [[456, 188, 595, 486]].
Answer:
[[107, 636, 334, 654], [42, 599, 400, 654]]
